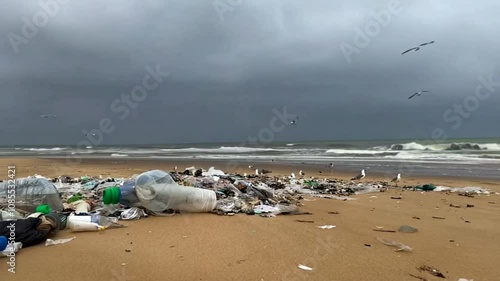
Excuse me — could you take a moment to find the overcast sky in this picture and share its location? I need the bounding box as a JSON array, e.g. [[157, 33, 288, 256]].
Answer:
[[1, 0, 499, 146]]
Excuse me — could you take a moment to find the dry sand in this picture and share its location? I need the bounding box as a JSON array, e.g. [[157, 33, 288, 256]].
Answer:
[[0, 157, 499, 281]]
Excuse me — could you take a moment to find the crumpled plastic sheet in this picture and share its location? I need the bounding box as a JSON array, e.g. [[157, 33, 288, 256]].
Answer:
[[45, 237, 75, 246], [120, 207, 147, 220], [434, 186, 490, 194]]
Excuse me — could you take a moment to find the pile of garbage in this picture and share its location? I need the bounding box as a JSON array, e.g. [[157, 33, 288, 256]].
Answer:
[[0, 166, 493, 256]]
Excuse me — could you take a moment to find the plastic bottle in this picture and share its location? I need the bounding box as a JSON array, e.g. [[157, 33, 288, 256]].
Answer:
[[134, 170, 217, 213], [67, 214, 120, 231], [0, 178, 64, 213], [102, 181, 141, 207]]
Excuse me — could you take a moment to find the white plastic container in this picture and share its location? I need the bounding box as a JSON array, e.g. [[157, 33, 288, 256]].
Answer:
[[67, 215, 116, 232], [70, 221, 103, 232], [135, 170, 217, 213], [74, 201, 91, 215]]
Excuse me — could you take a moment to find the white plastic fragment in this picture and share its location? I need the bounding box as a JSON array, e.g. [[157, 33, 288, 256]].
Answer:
[[298, 264, 313, 271], [45, 237, 76, 246], [317, 225, 336, 229]]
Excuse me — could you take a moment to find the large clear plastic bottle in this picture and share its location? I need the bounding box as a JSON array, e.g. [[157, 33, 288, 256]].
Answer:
[[0, 178, 64, 213], [134, 170, 217, 213]]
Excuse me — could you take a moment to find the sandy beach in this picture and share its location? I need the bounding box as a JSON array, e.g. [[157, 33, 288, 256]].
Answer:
[[1, 157, 499, 281]]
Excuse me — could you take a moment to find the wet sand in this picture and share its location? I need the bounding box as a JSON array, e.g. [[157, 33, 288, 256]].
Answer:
[[0, 157, 499, 281]]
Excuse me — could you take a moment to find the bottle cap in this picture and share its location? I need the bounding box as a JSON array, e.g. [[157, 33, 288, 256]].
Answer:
[[0, 236, 7, 251], [35, 205, 51, 214], [103, 187, 121, 205]]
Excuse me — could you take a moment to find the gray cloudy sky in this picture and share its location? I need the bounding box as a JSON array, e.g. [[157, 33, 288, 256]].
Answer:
[[1, 0, 499, 146]]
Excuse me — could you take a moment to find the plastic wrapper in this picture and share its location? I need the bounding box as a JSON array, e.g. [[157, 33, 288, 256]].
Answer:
[[120, 207, 147, 220]]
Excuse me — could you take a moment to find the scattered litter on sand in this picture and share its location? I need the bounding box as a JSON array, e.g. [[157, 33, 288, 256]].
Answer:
[[417, 265, 445, 278], [45, 237, 75, 246], [373, 228, 396, 233], [298, 264, 313, 271], [295, 220, 314, 223], [399, 225, 418, 233], [317, 225, 336, 229], [432, 216, 446, 220], [377, 237, 413, 252]]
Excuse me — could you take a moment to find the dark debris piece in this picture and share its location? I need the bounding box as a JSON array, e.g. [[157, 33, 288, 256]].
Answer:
[[417, 265, 445, 278]]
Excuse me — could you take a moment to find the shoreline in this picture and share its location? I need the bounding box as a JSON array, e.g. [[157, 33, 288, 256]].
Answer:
[[1, 157, 498, 191]]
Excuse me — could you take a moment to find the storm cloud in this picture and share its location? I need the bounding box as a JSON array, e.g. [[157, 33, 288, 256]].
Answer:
[[1, 0, 499, 145]]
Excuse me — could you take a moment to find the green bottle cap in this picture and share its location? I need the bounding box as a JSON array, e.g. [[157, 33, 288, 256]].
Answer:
[[35, 205, 51, 214], [103, 187, 121, 205]]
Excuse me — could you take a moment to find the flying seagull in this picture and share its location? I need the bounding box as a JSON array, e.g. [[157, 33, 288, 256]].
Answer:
[[290, 116, 299, 125], [40, 114, 57, 118], [351, 169, 365, 181], [401, 41, 435, 55], [391, 173, 401, 186], [408, 90, 430, 99]]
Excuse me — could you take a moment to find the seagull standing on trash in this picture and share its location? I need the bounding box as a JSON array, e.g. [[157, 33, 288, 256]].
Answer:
[[391, 173, 401, 186], [299, 170, 305, 177], [351, 169, 366, 181], [255, 169, 260, 176]]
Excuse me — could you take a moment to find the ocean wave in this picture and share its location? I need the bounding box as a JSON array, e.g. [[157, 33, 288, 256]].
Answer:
[[111, 153, 129, 157], [161, 146, 281, 153], [22, 147, 66, 151], [325, 149, 395, 155], [377, 142, 500, 151]]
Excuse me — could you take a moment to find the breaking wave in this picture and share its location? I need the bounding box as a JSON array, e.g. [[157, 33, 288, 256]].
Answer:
[[376, 142, 500, 151], [22, 147, 66, 151]]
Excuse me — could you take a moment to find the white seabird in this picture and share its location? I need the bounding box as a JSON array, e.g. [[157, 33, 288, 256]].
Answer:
[[351, 169, 365, 180], [391, 173, 401, 186]]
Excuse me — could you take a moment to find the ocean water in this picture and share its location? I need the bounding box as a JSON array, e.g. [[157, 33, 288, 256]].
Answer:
[[2, 138, 500, 179], [2, 138, 500, 164]]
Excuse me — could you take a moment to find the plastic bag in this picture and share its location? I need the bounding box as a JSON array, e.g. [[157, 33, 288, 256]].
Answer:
[[45, 237, 75, 246], [120, 207, 147, 220]]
